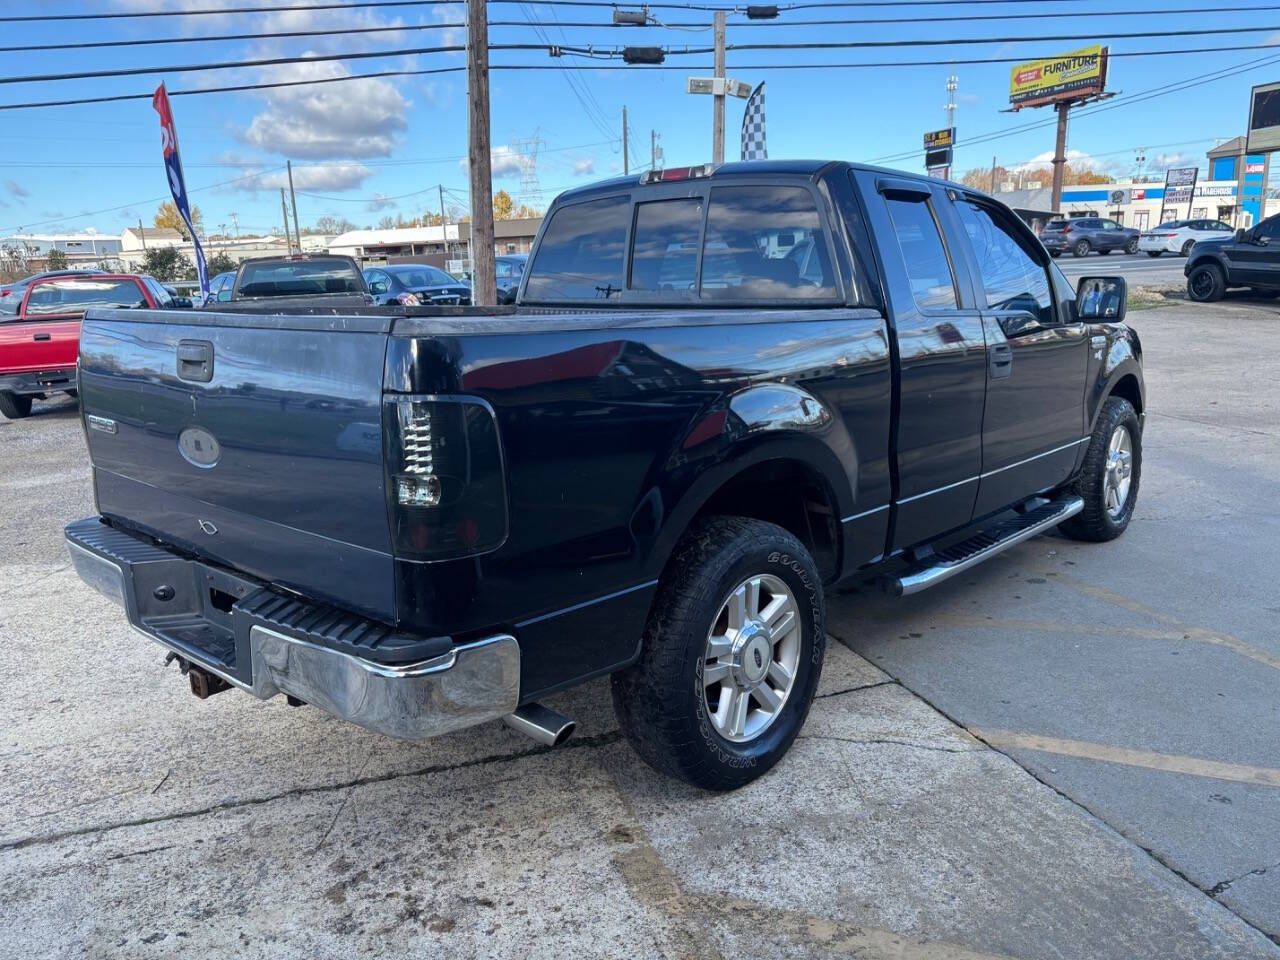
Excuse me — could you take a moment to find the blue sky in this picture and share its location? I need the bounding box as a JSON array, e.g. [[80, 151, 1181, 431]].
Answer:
[[3, 0, 1280, 237]]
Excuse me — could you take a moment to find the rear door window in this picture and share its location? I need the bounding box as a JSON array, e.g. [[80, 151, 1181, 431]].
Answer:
[[523, 195, 630, 301], [630, 197, 703, 292], [699, 185, 835, 300], [883, 196, 958, 311]]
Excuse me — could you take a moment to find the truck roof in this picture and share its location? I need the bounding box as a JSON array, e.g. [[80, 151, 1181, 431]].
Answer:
[[550, 159, 978, 206]]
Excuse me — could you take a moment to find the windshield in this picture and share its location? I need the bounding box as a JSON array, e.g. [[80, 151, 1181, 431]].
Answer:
[[388, 265, 456, 287], [24, 278, 146, 315], [236, 258, 363, 298]]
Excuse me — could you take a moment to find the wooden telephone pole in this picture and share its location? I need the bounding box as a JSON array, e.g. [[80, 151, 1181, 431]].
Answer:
[[467, 0, 496, 305]]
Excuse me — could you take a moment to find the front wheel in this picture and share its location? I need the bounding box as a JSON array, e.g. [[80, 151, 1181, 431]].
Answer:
[[1060, 397, 1141, 542], [1073, 239, 1092, 258], [1125, 238, 1140, 254], [612, 516, 825, 791], [1187, 263, 1225, 302], [0, 391, 32, 419]]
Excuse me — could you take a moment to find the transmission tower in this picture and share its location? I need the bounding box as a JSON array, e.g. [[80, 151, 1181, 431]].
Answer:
[[510, 129, 545, 212]]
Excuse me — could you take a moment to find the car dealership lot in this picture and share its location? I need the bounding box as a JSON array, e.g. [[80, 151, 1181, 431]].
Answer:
[[2, 299, 1279, 959]]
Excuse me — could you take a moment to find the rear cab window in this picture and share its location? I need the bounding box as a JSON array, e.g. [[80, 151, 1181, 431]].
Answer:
[[24, 277, 148, 316], [522, 178, 843, 306], [236, 257, 364, 298]]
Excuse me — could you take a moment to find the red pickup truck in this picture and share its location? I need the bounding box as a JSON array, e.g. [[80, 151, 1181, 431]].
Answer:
[[0, 273, 176, 419]]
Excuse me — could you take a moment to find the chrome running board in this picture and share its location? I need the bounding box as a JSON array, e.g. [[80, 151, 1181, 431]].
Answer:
[[883, 496, 1084, 597]]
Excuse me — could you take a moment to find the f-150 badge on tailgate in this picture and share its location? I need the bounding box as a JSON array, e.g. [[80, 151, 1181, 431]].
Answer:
[[178, 426, 220, 468]]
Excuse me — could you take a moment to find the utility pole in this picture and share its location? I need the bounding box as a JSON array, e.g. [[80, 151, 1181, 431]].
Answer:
[[651, 130, 658, 171], [286, 160, 302, 249], [990, 156, 998, 194], [1050, 101, 1071, 213], [467, 0, 496, 305], [230, 212, 239, 238], [944, 73, 958, 181], [712, 11, 726, 164], [137, 218, 147, 252], [279, 189, 293, 253], [438, 183, 449, 259], [622, 106, 629, 175]]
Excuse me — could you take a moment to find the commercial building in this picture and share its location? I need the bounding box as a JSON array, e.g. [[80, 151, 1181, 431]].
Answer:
[[994, 138, 1276, 231], [327, 217, 543, 270]]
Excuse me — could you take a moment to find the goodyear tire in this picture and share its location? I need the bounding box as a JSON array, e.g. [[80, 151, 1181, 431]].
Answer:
[[1060, 397, 1141, 543], [611, 516, 825, 791], [0, 391, 32, 419], [1187, 263, 1225, 302]]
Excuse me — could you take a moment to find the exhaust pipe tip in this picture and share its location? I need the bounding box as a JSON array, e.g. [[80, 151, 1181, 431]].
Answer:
[[504, 703, 576, 747]]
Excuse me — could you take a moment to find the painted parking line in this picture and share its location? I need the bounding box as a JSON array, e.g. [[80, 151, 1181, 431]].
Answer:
[[973, 729, 1280, 788], [904, 612, 1280, 674]]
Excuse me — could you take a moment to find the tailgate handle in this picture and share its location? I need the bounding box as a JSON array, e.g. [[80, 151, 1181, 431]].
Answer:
[[33, 332, 51, 342], [177, 340, 214, 383]]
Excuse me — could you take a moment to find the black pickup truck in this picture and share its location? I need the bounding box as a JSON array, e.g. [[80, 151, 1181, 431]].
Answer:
[[65, 161, 1144, 790]]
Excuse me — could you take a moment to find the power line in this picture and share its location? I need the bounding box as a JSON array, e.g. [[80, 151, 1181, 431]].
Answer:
[[6, 40, 1280, 112], [0, 44, 472, 87], [0, 0, 1118, 21]]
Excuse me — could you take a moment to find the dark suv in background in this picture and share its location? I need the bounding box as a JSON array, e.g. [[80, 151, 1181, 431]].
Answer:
[[1040, 217, 1140, 258]]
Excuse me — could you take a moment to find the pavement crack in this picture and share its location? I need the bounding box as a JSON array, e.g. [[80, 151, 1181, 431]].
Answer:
[[0, 729, 622, 855], [1208, 860, 1280, 897], [798, 733, 974, 755], [814, 679, 897, 700]]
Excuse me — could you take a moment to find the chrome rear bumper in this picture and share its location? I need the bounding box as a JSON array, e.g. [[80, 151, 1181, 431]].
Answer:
[[66, 520, 521, 740]]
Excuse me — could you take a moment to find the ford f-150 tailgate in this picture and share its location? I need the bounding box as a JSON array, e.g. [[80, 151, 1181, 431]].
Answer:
[[77, 308, 396, 621]]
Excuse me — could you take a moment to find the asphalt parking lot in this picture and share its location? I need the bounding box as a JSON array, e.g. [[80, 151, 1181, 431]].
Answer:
[[2, 296, 1278, 959]]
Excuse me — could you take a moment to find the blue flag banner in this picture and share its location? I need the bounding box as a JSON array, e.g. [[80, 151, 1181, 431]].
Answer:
[[152, 83, 208, 301]]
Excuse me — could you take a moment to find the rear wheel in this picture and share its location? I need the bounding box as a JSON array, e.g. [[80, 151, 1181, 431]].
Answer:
[[0, 391, 32, 419], [1125, 238, 1140, 254], [1187, 263, 1226, 302], [1180, 239, 1196, 256], [1060, 397, 1141, 542], [1073, 239, 1092, 258], [611, 516, 825, 791]]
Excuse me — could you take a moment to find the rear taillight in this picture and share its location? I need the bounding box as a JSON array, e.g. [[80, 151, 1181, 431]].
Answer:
[[1061, 225, 1072, 234], [384, 396, 507, 560]]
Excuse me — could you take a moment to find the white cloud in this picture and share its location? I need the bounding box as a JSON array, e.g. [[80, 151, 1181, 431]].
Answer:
[[572, 157, 596, 177], [366, 193, 396, 212], [239, 61, 410, 160], [461, 145, 530, 179], [233, 163, 373, 193]]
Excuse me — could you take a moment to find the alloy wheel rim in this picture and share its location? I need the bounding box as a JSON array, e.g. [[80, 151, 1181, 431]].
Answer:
[[1104, 424, 1133, 519], [1191, 270, 1213, 297], [701, 573, 801, 743]]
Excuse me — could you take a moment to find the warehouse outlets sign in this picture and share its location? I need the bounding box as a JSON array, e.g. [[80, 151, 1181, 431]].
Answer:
[[1247, 81, 1280, 153], [1009, 45, 1108, 108]]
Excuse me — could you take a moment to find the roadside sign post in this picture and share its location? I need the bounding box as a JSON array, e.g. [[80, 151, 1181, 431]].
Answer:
[[1163, 167, 1199, 221], [923, 127, 955, 179]]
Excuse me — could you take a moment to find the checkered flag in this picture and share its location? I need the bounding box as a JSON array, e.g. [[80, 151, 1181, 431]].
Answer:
[[740, 82, 767, 161]]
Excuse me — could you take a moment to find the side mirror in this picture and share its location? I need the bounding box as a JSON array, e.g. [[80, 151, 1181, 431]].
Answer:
[[1075, 276, 1127, 322], [1258, 234, 1271, 246], [216, 288, 233, 302], [1235, 228, 1247, 242], [370, 281, 388, 295]]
